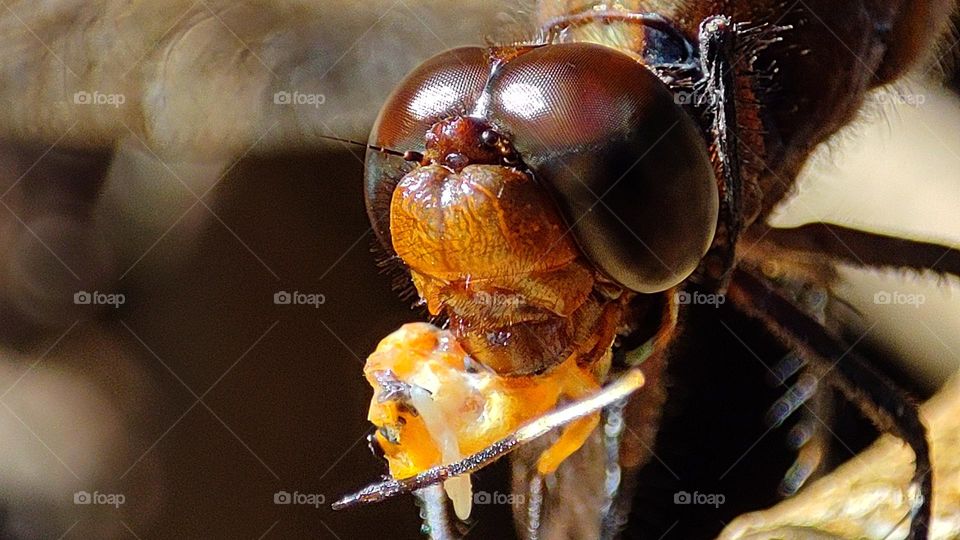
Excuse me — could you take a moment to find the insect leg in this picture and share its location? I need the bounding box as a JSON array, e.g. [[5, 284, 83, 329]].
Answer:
[[727, 267, 932, 540], [698, 16, 745, 290], [765, 352, 828, 496], [415, 485, 459, 540], [756, 223, 960, 279], [332, 369, 649, 510]]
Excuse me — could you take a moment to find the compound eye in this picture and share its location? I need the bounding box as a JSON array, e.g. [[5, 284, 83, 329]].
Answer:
[[364, 48, 489, 250], [488, 43, 719, 293]]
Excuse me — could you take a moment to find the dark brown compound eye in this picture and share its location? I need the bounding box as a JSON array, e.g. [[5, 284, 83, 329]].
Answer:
[[364, 47, 490, 250], [364, 42, 717, 293], [487, 43, 719, 293]]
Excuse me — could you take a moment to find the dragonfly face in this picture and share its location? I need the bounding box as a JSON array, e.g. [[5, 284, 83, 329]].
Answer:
[[365, 42, 718, 375]]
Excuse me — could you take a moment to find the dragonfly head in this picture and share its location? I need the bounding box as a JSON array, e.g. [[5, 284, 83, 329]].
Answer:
[[364, 42, 718, 374]]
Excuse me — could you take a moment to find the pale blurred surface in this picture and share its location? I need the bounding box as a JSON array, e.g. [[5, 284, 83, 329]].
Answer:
[[773, 82, 960, 389], [0, 0, 532, 155], [0, 2, 528, 537], [720, 373, 960, 540]]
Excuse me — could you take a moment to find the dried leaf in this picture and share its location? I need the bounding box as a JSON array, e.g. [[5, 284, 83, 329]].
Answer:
[[719, 375, 960, 540]]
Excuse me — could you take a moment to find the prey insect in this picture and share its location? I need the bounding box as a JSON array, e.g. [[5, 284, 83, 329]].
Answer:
[[332, 5, 959, 539]]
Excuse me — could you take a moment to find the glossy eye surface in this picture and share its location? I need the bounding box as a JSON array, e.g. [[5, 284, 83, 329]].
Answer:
[[364, 47, 490, 248], [487, 43, 718, 293], [365, 42, 718, 294]]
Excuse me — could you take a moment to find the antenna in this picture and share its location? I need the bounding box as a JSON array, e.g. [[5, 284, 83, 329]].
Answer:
[[317, 134, 422, 162]]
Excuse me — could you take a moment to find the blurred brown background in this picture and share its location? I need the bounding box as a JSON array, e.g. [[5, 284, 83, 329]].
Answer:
[[0, 2, 524, 537]]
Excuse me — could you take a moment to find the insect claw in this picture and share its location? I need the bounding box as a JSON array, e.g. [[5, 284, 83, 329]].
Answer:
[[331, 478, 406, 510], [332, 437, 520, 510]]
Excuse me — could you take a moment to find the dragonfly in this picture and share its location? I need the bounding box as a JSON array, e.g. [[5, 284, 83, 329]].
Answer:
[[0, 1, 954, 538], [331, 1, 959, 538]]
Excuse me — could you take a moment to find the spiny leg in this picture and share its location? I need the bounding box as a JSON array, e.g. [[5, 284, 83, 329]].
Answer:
[[757, 223, 960, 278], [698, 15, 745, 289], [727, 267, 932, 540], [599, 399, 630, 540], [764, 356, 827, 496], [415, 485, 459, 540], [332, 369, 648, 510]]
